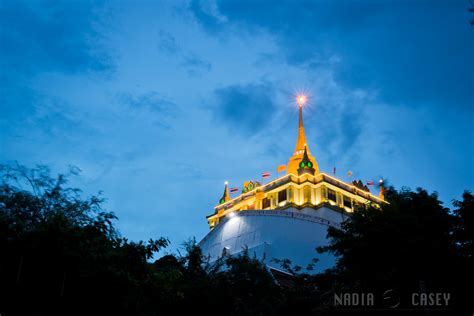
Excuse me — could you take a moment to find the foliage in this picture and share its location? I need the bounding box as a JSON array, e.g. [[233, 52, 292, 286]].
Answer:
[[316, 187, 473, 313], [1, 163, 472, 315], [0, 164, 168, 315], [452, 191, 474, 262]]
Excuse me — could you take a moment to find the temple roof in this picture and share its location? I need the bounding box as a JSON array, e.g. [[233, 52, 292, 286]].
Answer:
[[206, 95, 386, 230], [298, 146, 316, 176], [287, 100, 318, 175], [219, 182, 230, 204], [212, 172, 385, 213]]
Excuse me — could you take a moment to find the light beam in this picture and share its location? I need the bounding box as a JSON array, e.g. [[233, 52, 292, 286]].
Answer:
[[297, 95, 307, 107]]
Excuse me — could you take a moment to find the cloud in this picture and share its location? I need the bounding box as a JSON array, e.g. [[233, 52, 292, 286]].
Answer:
[[118, 92, 178, 129], [190, 0, 474, 110], [188, 0, 227, 35], [158, 30, 179, 54], [0, 0, 113, 75], [0, 76, 38, 125], [306, 88, 368, 164], [180, 53, 212, 77], [338, 107, 363, 153], [158, 30, 211, 77], [120, 92, 176, 114], [212, 83, 277, 137], [0, 0, 114, 132]]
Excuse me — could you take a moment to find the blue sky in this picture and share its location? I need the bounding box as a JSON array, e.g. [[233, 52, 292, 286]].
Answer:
[[1, 0, 473, 253]]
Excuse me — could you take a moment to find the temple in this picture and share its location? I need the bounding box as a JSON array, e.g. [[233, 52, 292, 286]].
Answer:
[[199, 95, 385, 272], [287, 95, 318, 175]]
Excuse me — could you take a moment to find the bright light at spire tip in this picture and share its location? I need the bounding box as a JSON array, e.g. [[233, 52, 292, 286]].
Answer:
[[297, 95, 307, 107]]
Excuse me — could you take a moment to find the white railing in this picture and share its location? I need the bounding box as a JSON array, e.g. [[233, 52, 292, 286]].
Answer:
[[238, 209, 342, 228]]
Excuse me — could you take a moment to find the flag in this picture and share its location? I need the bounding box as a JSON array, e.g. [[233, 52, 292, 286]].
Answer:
[[229, 187, 239, 194], [347, 171, 353, 177], [333, 167, 336, 175], [262, 172, 271, 179], [366, 181, 374, 186], [277, 164, 286, 173]]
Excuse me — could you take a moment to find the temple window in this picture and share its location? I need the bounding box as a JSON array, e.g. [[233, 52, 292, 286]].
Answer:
[[262, 197, 271, 209], [321, 187, 327, 201], [343, 196, 352, 208], [328, 189, 337, 202], [303, 186, 311, 204], [278, 189, 287, 203]]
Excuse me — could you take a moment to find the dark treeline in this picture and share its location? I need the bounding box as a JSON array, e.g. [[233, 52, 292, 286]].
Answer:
[[0, 164, 472, 315]]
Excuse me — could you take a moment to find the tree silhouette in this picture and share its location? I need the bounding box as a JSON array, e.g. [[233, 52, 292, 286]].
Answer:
[[316, 187, 473, 313], [0, 164, 168, 315], [1, 163, 472, 315]]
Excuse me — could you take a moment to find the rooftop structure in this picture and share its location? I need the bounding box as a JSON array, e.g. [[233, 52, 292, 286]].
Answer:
[[199, 95, 385, 272]]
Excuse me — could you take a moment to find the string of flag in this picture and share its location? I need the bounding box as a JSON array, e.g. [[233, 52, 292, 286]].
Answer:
[[334, 168, 353, 178], [332, 166, 382, 187], [226, 164, 383, 196], [277, 165, 286, 173]]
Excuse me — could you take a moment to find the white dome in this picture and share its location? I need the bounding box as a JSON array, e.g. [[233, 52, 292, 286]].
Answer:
[[199, 206, 349, 273]]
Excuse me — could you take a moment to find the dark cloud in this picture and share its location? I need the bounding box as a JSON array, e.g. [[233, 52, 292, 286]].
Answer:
[[118, 92, 178, 129], [306, 99, 364, 164], [188, 0, 223, 35], [212, 83, 277, 136], [339, 107, 363, 152], [190, 0, 474, 110], [0, 76, 38, 125], [180, 53, 212, 77], [30, 98, 89, 139], [158, 31, 179, 54], [0, 0, 113, 130], [120, 92, 176, 114], [158, 30, 211, 77], [0, 0, 113, 75]]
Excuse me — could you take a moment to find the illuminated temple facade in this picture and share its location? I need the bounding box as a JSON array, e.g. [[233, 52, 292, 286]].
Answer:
[[199, 98, 385, 273]]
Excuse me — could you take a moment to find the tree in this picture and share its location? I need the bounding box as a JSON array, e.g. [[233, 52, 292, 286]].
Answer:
[[316, 187, 473, 313], [0, 163, 282, 315], [0, 163, 168, 315], [2, 163, 471, 315], [452, 191, 474, 261]]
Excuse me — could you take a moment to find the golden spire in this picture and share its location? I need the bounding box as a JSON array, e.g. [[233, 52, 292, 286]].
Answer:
[[379, 179, 385, 201], [219, 181, 230, 204], [295, 101, 308, 153], [287, 95, 318, 175]]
